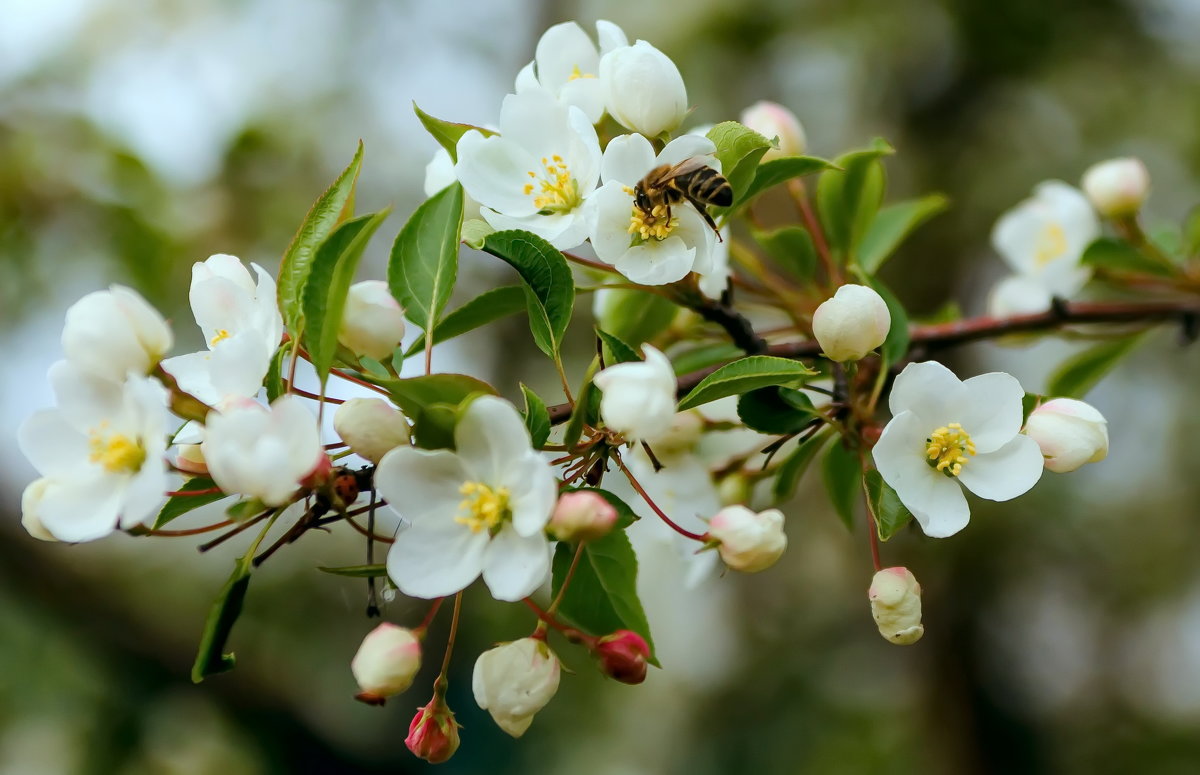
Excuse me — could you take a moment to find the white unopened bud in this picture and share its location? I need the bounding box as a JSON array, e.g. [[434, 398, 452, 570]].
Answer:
[[707, 505, 787, 572], [173, 444, 209, 476], [351, 623, 422, 704], [338, 281, 406, 361], [334, 398, 411, 463], [869, 567, 924, 645], [740, 100, 807, 158], [1024, 398, 1108, 473], [549, 491, 618, 542], [812, 284, 891, 362], [472, 638, 561, 738], [62, 285, 173, 383], [21, 478, 59, 542], [1081, 157, 1150, 218], [599, 41, 687, 138], [594, 345, 677, 442]]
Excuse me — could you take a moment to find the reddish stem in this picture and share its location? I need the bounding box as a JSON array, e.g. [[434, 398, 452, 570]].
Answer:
[[145, 520, 233, 537], [613, 451, 708, 542]]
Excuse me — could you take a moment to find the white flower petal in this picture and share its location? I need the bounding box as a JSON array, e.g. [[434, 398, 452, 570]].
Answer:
[[375, 446, 469, 524], [656, 135, 716, 168], [480, 208, 589, 251], [514, 60, 538, 92], [18, 410, 89, 477], [558, 77, 606, 124], [614, 237, 696, 286], [887, 361, 968, 425], [208, 331, 273, 400], [119, 462, 168, 529], [48, 360, 124, 430], [988, 274, 1053, 317], [535, 21, 598, 91], [454, 396, 534, 484], [957, 434, 1044, 502], [505, 455, 559, 538], [872, 409, 971, 537], [595, 20, 628, 54], [958, 372, 1025, 453], [387, 516, 489, 599], [38, 473, 124, 542], [601, 133, 656, 186], [455, 131, 541, 217], [190, 275, 258, 344], [589, 183, 638, 262], [482, 525, 552, 602], [498, 89, 571, 158]]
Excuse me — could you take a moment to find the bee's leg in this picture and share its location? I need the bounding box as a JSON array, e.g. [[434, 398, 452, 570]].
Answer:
[[692, 200, 723, 241]]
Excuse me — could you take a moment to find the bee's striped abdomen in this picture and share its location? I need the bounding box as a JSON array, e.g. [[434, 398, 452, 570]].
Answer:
[[683, 167, 733, 207]]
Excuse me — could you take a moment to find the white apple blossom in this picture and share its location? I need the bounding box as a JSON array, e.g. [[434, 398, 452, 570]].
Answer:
[[599, 40, 688, 138], [811, 283, 891, 362], [872, 361, 1044, 538], [988, 181, 1100, 315], [18, 363, 169, 542], [161, 254, 284, 406], [334, 397, 411, 464], [374, 396, 557, 602], [514, 20, 628, 123], [593, 344, 677, 441], [351, 623, 422, 703], [455, 90, 601, 250], [202, 395, 323, 507], [338, 281, 406, 361], [61, 285, 172, 383], [1024, 398, 1109, 473], [869, 567, 925, 645], [740, 100, 807, 158], [589, 133, 718, 285], [472, 638, 561, 738], [1081, 157, 1150, 217], [707, 505, 787, 572]]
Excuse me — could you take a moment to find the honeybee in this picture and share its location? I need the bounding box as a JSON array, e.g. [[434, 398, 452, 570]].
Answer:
[[633, 157, 733, 240]]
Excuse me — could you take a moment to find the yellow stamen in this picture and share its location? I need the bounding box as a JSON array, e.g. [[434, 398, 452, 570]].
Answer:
[[210, 328, 232, 347], [627, 202, 678, 242], [455, 481, 511, 534], [1034, 222, 1068, 267], [568, 65, 596, 81], [525, 156, 581, 213], [925, 422, 976, 478], [89, 426, 146, 474]]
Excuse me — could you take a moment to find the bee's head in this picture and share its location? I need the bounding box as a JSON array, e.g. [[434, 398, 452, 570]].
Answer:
[[633, 186, 652, 214]]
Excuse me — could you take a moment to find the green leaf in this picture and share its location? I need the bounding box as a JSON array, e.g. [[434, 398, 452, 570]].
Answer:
[[677, 356, 816, 411], [864, 469, 913, 541], [859, 194, 949, 274], [403, 285, 527, 358], [413, 103, 496, 162], [735, 155, 836, 208], [226, 499, 267, 521], [461, 218, 495, 250], [520, 384, 551, 449], [706, 121, 773, 204], [670, 342, 744, 375], [772, 429, 832, 502], [1081, 237, 1174, 276], [1184, 205, 1200, 258], [564, 357, 600, 451], [278, 141, 364, 335], [376, 373, 498, 417], [1046, 334, 1144, 398], [736, 387, 817, 435], [551, 527, 657, 664], [388, 183, 464, 334], [870, 279, 910, 366], [301, 209, 391, 384], [1021, 392, 1043, 425], [754, 226, 818, 282], [595, 288, 679, 346], [154, 477, 228, 529], [482, 230, 575, 358], [264, 347, 287, 402], [317, 564, 389, 578], [816, 139, 893, 261], [821, 440, 860, 531], [596, 328, 640, 365], [412, 403, 458, 450]]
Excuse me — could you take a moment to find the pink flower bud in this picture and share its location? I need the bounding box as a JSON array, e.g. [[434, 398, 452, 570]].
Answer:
[[594, 630, 649, 684], [405, 697, 460, 764], [549, 491, 618, 542], [173, 444, 209, 476], [868, 567, 924, 645], [740, 100, 807, 158], [1081, 157, 1150, 217], [707, 505, 788, 572], [1024, 398, 1108, 473], [351, 623, 422, 704]]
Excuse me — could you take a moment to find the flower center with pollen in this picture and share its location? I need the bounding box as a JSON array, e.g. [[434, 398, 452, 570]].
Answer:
[[623, 186, 678, 242], [925, 423, 976, 478], [456, 481, 511, 534], [1034, 222, 1068, 267], [210, 328, 232, 347], [524, 155, 581, 214], [568, 64, 596, 81], [88, 425, 146, 474]]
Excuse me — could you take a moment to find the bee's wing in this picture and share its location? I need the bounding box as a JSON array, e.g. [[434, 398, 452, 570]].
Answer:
[[664, 157, 715, 177]]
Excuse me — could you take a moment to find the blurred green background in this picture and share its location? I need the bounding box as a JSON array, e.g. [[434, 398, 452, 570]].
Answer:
[[3, 0, 1200, 772]]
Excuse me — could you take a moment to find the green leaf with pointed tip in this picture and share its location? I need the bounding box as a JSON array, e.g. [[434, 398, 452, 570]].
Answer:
[[822, 440, 861, 531], [301, 209, 391, 385], [552, 521, 657, 664], [596, 328, 640, 365], [706, 121, 773, 204], [317, 564, 389, 578], [154, 477, 228, 529], [1047, 334, 1145, 398], [864, 468, 913, 541], [1081, 237, 1173, 276], [816, 139, 894, 261], [735, 155, 835, 208], [403, 285, 527, 358], [389, 184, 464, 336], [669, 342, 744, 375], [372, 373, 497, 418], [859, 194, 949, 274], [772, 429, 832, 502], [754, 225, 818, 281], [677, 356, 815, 411], [482, 230, 575, 358], [520, 384, 551, 449], [413, 103, 496, 162], [264, 347, 287, 402], [866, 278, 909, 367], [737, 387, 817, 435], [278, 141, 364, 335]]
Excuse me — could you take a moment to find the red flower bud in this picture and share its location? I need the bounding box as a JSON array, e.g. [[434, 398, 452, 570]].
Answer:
[[405, 698, 460, 764], [594, 630, 650, 684]]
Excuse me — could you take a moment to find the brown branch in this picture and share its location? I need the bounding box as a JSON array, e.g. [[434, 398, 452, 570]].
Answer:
[[545, 299, 1200, 425]]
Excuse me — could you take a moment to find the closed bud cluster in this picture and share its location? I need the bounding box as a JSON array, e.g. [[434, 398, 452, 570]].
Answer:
[[549, 491, 618, 542], [333, 398, 412, 464], [600, 40, 687, 138], [406, 697, 460, 764], [351, 623, 422, 704], [1024, 398, 1109, 473], [707, 506, 788, 572], [869, 567, 924, 645], [472, 638, 561, 738], [740, 100, 807, 158], [338, 280, 407, 361], [594, 630, 650, 684], [812, 284, 891, 362], [1081, 157, 1150, 218]]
